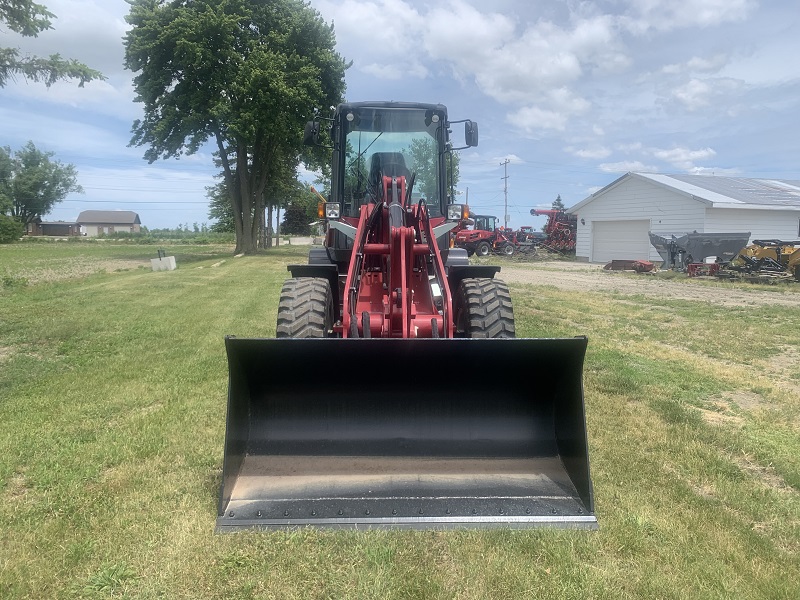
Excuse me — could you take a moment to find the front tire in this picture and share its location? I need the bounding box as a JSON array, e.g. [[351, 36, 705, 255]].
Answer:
[[475, 241, 491, 257], [276, 278, 335, 338], [501, 242, 515, 256], [453, 278, 515, 338]]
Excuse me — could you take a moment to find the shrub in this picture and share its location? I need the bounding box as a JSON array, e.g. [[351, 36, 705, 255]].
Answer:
[[0, 215, 24, 243]]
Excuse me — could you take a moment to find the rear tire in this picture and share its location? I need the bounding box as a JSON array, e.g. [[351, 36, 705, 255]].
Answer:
[[454, 278, 515, 338], [276, 278, 335, 338], [475, 241, 491, 257]]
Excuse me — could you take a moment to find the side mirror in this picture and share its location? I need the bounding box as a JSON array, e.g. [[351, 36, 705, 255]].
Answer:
[[303, 121, 320, 146], [465, 120, 479, 147]]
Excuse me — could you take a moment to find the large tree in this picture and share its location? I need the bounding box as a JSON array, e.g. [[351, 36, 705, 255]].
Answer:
[[0, 0, 103, 87], [404, 138, 460, 203], [124, 0, 347, 254], [0, 142, 82, 224]]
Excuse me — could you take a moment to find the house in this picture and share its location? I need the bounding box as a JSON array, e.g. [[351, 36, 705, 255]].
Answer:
[[26, 218, 81, 236], [77, 210, 142, 236], [568, 173, 800, 263]]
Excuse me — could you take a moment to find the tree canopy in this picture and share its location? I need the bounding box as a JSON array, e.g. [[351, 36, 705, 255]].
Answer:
[[403, 138, 460, 203], [0, 142, 82, 224], [125, 0, 347, 254], [0, 0, 104, 87], [552, 194, 565, 210]]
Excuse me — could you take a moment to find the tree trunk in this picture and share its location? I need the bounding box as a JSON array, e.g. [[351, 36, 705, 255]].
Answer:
[[275, 206, 281, 246], [266, 204, 273, 248]]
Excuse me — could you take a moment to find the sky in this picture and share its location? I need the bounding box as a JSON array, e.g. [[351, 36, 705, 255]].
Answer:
[[2, 0, 799, 230]]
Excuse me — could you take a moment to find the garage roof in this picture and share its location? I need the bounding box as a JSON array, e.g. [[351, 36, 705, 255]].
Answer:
[[570, 173, 800, 213], [77, 210, 141, 224]]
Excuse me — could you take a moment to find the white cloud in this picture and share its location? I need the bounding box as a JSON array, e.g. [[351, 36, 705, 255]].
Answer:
[[569, 146, 612, 159], [5, 0, 131, 77], [497, 154, 524, 164], [666, 77, 745, 111], [316, 0, 425, 69], [652, 146, 717, 170], [423, 7, 628, 108], [620, 0, 755, 34], [671, 78, 714, 110], [599, 161, 659, 173], [662, 54, 729, 75], [360, 62, 429, 80], [507, 87, 591, 134], [509, 106, 569, 132]]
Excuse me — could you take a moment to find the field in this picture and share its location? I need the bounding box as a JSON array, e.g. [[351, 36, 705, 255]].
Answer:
[[1, 240, 799, 599]]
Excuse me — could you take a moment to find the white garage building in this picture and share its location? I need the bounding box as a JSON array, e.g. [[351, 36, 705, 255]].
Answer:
[[568, 173, 800, 263]]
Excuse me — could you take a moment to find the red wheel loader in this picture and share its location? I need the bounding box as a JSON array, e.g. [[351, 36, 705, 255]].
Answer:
[[454, 214, 517, 257], [218, 102, 596, 530]]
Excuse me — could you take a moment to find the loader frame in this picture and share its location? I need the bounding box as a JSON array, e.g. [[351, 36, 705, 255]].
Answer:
[[217, 101, 597, 530]]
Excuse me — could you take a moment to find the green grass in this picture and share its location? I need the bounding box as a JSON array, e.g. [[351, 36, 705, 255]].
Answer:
[[1, 243, 799, 599]]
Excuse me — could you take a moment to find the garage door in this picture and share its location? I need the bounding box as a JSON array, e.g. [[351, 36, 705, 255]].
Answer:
[[591, 220, 651, 263]]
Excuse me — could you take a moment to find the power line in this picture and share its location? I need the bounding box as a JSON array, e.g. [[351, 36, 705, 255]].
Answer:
[[62, 199, 209, 205]]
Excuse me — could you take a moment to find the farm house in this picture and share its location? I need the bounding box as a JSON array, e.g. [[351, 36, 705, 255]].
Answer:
[[77, 210, 142, 236], [568, 173, 800, 263]]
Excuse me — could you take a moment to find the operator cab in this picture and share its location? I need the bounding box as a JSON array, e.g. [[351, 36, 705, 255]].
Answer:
[[304, 102, 478, 264], [473, 215, 499, 232]]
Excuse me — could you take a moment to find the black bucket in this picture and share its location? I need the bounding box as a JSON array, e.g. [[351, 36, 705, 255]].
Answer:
[[217, 337, 596, 530]]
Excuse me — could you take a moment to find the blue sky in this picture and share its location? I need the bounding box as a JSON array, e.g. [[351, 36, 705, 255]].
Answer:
[[2, 0, 798, 230]]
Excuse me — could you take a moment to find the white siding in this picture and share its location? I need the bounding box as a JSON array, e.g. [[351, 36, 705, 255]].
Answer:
[[591, 220, 651, 262], [704, 208, 800, 242], [573, 176, 706, 262]]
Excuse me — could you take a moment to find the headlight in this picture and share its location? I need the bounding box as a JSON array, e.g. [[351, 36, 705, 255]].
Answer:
[[447, 203, 468, 221], [325, 203, 341, 219]]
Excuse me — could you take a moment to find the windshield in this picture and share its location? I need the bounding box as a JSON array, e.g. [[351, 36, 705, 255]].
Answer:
[[342, 107, 444, 216]]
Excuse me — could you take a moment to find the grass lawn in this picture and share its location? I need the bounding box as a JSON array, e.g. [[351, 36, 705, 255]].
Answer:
[[1, 242, 798, 599]]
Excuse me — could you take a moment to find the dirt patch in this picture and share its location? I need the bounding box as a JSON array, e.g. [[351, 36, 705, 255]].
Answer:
[[698, 401, 744, 427], [731, 454, 795, 494], [500, 262, 800, 308], [4, 472, 32, 501], [719, 391, 771, 412], [0, 346, 12, 363]]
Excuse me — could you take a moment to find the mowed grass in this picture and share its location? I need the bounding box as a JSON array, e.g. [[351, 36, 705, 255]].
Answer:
[[1, 243, 798, 599]]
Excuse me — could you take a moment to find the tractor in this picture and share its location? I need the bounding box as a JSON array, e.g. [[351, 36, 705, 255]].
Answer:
[[217, 102, 595, 530], [454, 214, 517, 256]]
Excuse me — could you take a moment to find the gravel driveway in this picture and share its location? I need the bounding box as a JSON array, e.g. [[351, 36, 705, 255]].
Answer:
[[499, 261, 800, 308]]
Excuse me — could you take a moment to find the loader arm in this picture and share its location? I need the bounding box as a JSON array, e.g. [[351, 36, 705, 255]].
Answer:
[[342, 175, 452, 338]]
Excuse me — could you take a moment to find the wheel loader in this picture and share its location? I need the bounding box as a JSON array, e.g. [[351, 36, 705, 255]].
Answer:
[[217, 102, 596, 530]]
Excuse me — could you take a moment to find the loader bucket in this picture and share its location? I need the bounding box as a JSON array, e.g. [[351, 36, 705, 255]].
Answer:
[[217, 337, 596, 530]]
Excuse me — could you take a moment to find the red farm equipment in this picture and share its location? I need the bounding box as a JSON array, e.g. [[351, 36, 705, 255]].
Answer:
[[531, 209, 577, 252], [454, 214, 517, 256], [217, 102, 596, 530]]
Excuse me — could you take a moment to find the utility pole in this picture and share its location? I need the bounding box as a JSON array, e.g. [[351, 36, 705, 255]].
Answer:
[[500, 158, 510, 228]]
